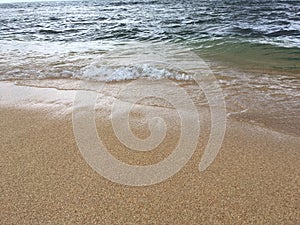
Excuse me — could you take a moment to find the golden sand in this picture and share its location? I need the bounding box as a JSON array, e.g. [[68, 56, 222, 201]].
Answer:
[[0, 104, 299, 224]]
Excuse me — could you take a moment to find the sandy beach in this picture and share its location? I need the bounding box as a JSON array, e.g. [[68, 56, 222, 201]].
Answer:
[[1, 81, 299, 224], [1, 0, 300, 223]]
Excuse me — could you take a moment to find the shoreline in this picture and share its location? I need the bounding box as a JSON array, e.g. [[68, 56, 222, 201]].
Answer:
[[1, 80, 300, 223], [1, 0, 299, 223], [1, 75, 299, 137]]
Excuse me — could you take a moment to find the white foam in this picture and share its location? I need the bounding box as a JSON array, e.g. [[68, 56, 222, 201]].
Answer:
[[79, 64, 191, 82], [0, 40, 193, 82]]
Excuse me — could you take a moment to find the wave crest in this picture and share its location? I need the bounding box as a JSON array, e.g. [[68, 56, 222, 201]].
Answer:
[[79, 64, 191, 82]]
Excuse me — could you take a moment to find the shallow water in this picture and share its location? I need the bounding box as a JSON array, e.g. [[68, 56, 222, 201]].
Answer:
[[0, 0, 299, 136]]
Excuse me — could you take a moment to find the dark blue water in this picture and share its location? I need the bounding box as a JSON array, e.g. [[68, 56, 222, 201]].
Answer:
[[0, 0, 299, 44], [0, 0, 299, 75]]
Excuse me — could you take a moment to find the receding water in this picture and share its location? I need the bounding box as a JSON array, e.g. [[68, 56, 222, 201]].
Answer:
[[0, 0, 299, 135]]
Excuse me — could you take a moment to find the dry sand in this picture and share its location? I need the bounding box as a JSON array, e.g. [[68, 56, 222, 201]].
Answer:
[[1, 107, 299, 224], [0, 82, 299, 224]]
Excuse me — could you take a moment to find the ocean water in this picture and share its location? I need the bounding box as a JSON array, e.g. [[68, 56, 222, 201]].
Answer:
[[0, 0, 299, 135], [0, 0, 300, 78]]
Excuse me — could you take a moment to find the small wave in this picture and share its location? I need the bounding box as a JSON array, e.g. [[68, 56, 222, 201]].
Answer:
[[79, 64, 191, 82], [39, 29, 63, 34], [267, 29, 300, 37], [109, 0, 158, 6], [49, 16, 60, 21], [230, 27, 263, 37]]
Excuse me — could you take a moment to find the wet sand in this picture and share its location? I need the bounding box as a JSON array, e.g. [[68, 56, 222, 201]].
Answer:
[[0, 82, 299, 224]]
